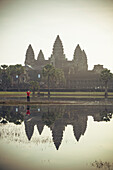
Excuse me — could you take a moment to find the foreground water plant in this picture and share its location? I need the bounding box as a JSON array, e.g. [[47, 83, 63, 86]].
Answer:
[[91, 160, 113, 170]]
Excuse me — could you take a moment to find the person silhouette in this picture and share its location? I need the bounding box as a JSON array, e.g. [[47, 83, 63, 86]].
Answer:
[[26, 91, 31, 101]]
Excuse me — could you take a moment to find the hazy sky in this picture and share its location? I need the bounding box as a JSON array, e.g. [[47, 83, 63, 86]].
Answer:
[[0, 0, 113, 72]]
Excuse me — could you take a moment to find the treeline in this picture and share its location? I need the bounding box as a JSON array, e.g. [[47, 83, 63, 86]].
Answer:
[[0, 64, 25, 91], [0, 64, 113, 98], [0, 64, 65, 93]]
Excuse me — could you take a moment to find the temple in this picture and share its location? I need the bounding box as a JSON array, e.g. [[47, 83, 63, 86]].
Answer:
[[24, 35, 113, 90], [25, 35, 88, 72]]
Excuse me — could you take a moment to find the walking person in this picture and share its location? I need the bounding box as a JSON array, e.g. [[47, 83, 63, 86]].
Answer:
[[26, 91, 31, 101]]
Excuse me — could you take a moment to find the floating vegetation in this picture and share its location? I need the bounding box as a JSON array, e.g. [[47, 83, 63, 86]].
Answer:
[[91, 160, 113, 170]]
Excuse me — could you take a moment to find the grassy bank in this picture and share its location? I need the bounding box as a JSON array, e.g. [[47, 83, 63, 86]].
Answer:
[[0, 99, 112, 105], [0, 91, 113, 105], [0, 91, 113, 97]]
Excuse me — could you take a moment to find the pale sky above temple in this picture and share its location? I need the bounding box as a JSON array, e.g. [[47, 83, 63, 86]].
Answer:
[[0, 0, 113, 72]]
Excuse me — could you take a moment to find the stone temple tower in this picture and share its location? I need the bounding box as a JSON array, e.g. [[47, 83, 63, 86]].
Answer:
[[25, 44, 35, 67], [50, 35, 66, 68], [37, 50, 45, 66], [73, 44, 88, 72]]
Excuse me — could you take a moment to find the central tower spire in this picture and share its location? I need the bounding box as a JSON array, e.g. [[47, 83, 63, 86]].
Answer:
[[50, 35, 66, 68], [52, 35, 64, 58]]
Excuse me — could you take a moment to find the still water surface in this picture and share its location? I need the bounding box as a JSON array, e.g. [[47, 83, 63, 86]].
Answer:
[[0, 105, 113, 170]]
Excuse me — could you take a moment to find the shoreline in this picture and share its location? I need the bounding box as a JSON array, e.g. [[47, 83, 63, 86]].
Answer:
[[0, 99, 113, 105]]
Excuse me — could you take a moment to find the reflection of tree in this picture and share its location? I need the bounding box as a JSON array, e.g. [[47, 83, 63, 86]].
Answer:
[[42, 112, 56, 126], [42, 106, 64, 126], [0, 106, 24, 125], [100, 108, 112, 122], [0, 106, 11, 123], [12, 113, 24, 125]]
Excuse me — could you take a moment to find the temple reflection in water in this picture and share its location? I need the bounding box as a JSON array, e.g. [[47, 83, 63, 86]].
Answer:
[[24, 105, 113, 150], [0, 105, 113, 150], [0, 104, 113, 170]]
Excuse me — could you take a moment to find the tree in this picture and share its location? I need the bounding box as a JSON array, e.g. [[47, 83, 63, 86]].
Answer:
[[100, 69, 112, 98], [55, 68, 65, 87], [42, 64, 66, 98], [1, 65, 8, 70], [42, 64, 56, 98], [0, 65, 11, 91], [14, 64, 24, 91], [7, 64, 24, 90], [30, 81, 40, 96], [7, 65, 16, 87]]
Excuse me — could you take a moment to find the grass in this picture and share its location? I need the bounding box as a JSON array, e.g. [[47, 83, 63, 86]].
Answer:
[[50, 96, 105, 98], [39, 91, 106, 95], [0, 92, 26, 95], [40, 92, 113, 95], [0, 91, 113, 94], [0, 91, 113, 98]]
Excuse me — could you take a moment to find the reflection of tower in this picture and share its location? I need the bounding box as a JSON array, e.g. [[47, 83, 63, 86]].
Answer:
[[72, 114, 87, 141], [24, 105, 34, 140], [37, 122, 44, 135], [50, 120, 65, 150], [36, 111, 45, 135], [25, 118, 45, 140], [24, 106, 45, 140], [23, 105, 113, 149], [25, 118, 34, 140]]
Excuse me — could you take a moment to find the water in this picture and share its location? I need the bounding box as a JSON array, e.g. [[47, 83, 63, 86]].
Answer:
[[0, 105, 113, 170]]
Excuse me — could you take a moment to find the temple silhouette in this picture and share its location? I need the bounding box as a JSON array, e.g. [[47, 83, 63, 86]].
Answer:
[[24, 35, 113, 90], [25, 35, 88, 72], [24, 105, 113, 150]]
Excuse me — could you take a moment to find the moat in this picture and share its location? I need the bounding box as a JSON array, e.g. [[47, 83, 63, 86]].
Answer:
[[0, 105, 113, 170]]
